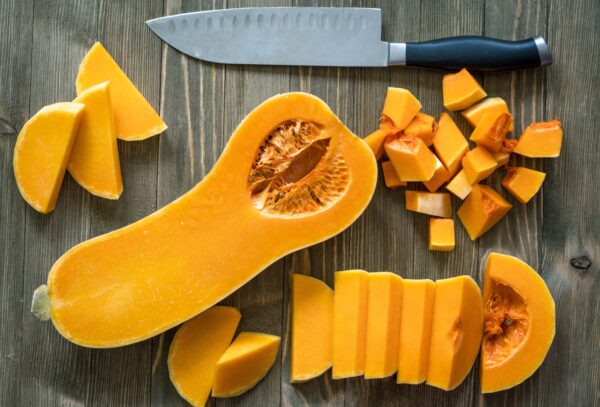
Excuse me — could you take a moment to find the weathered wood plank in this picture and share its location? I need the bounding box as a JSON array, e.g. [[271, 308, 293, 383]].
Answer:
[[0, 1, 33, 406]]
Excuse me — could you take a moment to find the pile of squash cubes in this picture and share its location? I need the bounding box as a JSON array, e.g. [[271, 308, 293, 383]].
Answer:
[[365, 68, 562, 251]]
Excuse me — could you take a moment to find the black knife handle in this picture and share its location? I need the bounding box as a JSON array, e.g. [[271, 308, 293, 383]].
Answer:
[[392, 36, 552, 72]]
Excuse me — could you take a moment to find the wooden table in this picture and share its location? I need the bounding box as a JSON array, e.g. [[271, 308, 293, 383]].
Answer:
[[1, 1, 598, 406]]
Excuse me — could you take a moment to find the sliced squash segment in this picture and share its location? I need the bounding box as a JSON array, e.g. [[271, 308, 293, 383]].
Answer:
[[364, 129, 387, 159], [442, 68, 487, 111], [69, 82, 122, 199], [457, 185, 512, 240], [13, 102, 84, 213], [513, 120, 562, 158], [446, 169, 474, 200], [404, 112, 437, 146], [385, 135, 437, 182], [462, 146, 498, 184], [423, 155, 450, 193], [405, 191, 452, 218], [502, 167, 546, 204], [428, 218, 455, 252], [462, 97, 513, 131], [381, 88, 422, 130], [470, 112, 513, 152], [382, 161, 407, 189], [76, 42, 166, 141], [433, 113, 469, 177], [491, 150, 510, 167]]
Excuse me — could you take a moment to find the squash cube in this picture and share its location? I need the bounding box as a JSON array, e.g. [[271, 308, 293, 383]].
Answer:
[[502, 167, 546, 204], [405, 191, 452, 218], [462, 97, 513, 131], [382, 161, 407, 189], [445, 169, 475, 200], [404, 112, 437, 146], [457, 185, 512, 240], [364, 272, 403, 379], [433, 113, 469, 177], [423, 156, 450, 192], [382, 87, 422, 130], [428, 219, 455, 251], [513, 120, 562, 158], [364, 129, 387, 160], [470, 112, 513, 152], [442, 68, 487, 111], [385, 135, 437, 182], [491, 150, 510, 167], [462, 147, 498, 184]]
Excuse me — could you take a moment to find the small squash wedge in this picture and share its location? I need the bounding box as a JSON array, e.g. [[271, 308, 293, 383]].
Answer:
[[32, 93, 377, 347]]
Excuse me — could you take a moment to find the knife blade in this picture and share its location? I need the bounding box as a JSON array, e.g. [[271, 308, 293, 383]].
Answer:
[[146, 7, 552, 71]]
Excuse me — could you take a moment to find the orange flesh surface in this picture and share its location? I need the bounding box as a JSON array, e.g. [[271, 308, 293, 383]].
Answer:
[[363, 129, 387, 159], [445, 169, 474, 200], [462, 97, 514, 131], [462, 146, 498, 184], [470, 112, 513, 152], [513, 120, 563, 158], [404, 112, 437, 146], [382, 161, 407, 188], [433, 113, 469, 177], [405, 191, 452, 218], [502, 167, 546, 204], [423, 156, 450, 192], [381, 87, 422, 130], [457, 185, 512, 240], [385, 135, 437, 181], [428, 218, 455, 251], [442, 68, 487, 111]]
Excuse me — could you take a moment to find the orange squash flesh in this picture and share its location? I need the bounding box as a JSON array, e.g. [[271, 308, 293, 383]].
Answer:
[[36, 93, 377, 347], [470, 112, 513, 152], [381, 161, 407, 189], [69, 82, 123, 199], [491, 150, 511, 167], [381, 87, 422, 130], [513, 120, 563, 158], [423, 155, 450, 192], [291, 274, 334, 382], [481, 253, 555, 393], [13, 102, 84, 214], [396, 279, 435, 384], [428, 218, 455, 251], [442, 68, 487, 111], [364, 272, 403, 379], [462, 146, 498, 184], [502, 167, 546, 204], [433, 113, 469, 177], [426, 276, 483, 391], [446, 169, 474, 200], [168, 306, 241, 407], [76, 42, 167, 141], [385, 135, 437, 182], [404, 112, 437, 146], [457, 185, 512, 240], [332, 270, 369, 379], [405, 191, 452, 218], [462, 97, 514, 131], [212, 332, 281, 398], [363, 129, 387, 160]]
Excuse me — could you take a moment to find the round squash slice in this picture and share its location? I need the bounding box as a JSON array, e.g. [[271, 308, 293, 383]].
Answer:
[[480, 253, 555, 393], [32, 93, 378, 347]]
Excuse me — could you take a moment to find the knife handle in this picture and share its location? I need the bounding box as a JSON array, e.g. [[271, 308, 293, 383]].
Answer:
[[390, 36, 551, 71]]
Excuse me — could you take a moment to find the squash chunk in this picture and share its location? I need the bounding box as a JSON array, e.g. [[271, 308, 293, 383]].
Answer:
[[457, 185, 512, 240], [427, 276, 483, 391], [433, 113, 469, 177], [404, 112, 437, 146], [491, 150, 510, 167], [364, 129, 387, 160], [76, 42, 167, 141], [442, 68, 487, 111], [397, 279, 435, 384], [502, 167, 546, 204], [481, 253, 555, 393], [364, 272, 403, 379], [423, 156, 450, 192], [470, 112, 513, 152], [405, 191, 452, 218], [69, 82, 123, 199], [385, 135, 437, 181], [382, 161, 407, 189], [462, 147, 498, 184], [291, 274, 333, 382], [462, 97, 513, 131], [212, 332, 280, 398], [13, 102, 84, 213], [446, 169, 475, 200], [428, 219, 455, 251], [382, 87, 422, 130], [333, 270, 369, 378], [513, 120, 563, 157], [168, 306, 241, 407]]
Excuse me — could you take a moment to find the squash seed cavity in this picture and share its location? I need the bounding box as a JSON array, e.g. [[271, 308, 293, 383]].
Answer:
[[249, 120, 350, 216]]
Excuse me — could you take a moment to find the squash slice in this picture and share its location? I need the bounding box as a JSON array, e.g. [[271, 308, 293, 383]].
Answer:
[[33, 93, 377, 347]]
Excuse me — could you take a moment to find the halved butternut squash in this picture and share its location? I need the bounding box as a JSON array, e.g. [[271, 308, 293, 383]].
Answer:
[[76, 42, 167, 141], [481, 253, 555, 393], [69, 82, 123, 199], [291, 274, 334, 382], [442, 68, 487, 111], [32, 93, 378, 347], [462, 97, 513, 131], [513, 120, 563, 158], [381, 87, 422, 130], [168, 306, 241, 407], [13, 102, 84, 213], [433, 113, 469, 177], [502, 167, 546, 204]]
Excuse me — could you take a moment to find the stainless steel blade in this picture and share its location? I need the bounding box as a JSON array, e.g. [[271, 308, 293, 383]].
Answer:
[[146, 7, 390, 67]]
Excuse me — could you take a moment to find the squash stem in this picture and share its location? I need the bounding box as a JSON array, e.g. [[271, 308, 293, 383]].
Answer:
[[31, 285, 51, 321]]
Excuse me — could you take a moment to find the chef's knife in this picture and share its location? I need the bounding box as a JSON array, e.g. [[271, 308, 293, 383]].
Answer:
[[146, 7, 551, 71]]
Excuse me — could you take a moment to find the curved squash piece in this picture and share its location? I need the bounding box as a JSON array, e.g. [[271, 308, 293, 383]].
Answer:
[[76, 42, 166, 141], [212, 332, 281, 398], [442, 68, 487, 111], [13, 102, 84, 213], [36, 93, 377, 347], [462, 97, 513, 131], [481, 253, 555, 393], [69, 82, 123, 199], [168, 306, 241, 407], [363, 129, 387, 160], [513, 120, 562, 158]]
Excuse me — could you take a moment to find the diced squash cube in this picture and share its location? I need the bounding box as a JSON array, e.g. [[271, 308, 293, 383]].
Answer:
[[513, 120, 563, 158], [457, 185, 512, 240], [470, 111, 513, 152], [364, 129, 387, 160], [502, 167, 546, 204], [382, 161, 407, 189], [405, 191, 452, 218], [385, 135, 437, 182], [446, 169, 475, 200], [433, 113, 469, 177], [442, 68, 487, 111], [491, 150, 510, 167], [462, 147, 498, 184], [428, 219, 455, 251], [423, 156, 450, 192], [382, 88, 422, 130], [404, 112, 437, 146], [462, 97, 513, 131]]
